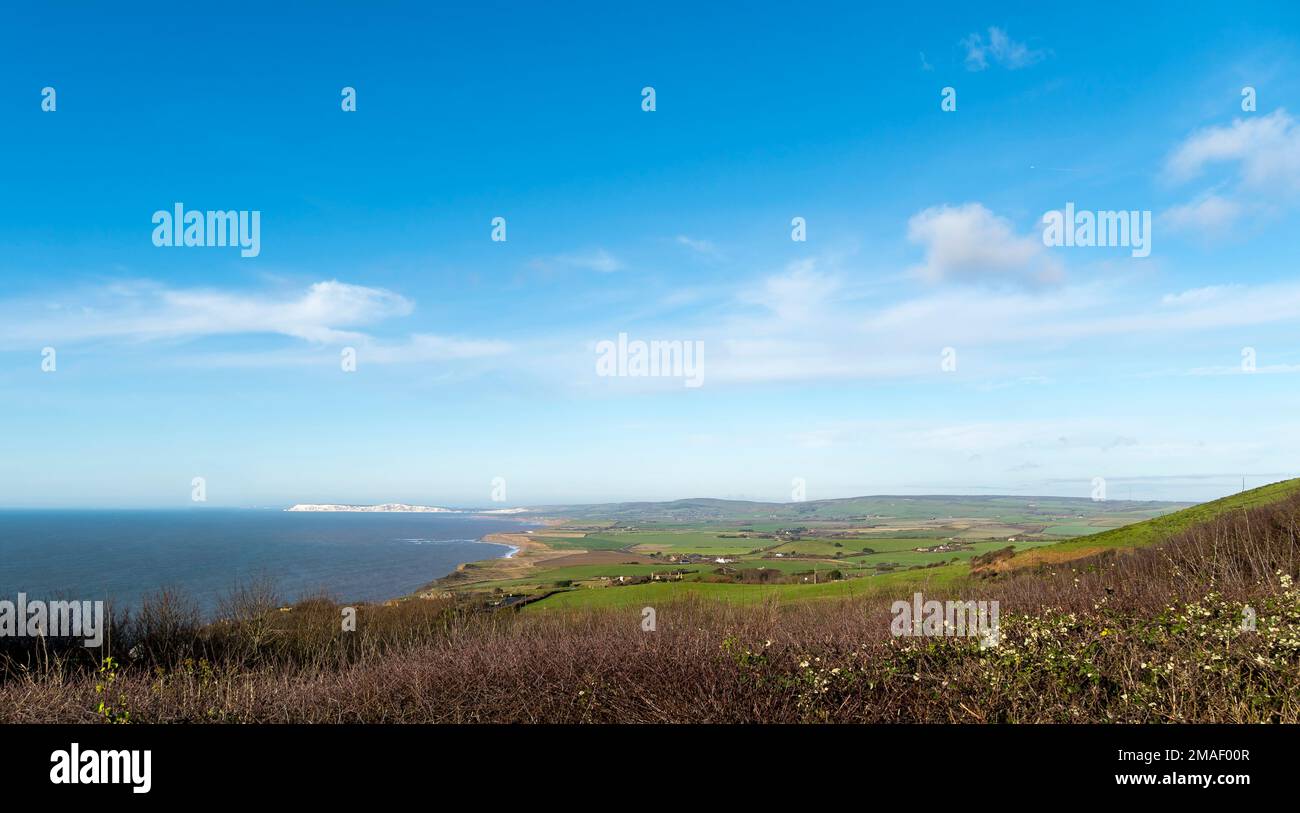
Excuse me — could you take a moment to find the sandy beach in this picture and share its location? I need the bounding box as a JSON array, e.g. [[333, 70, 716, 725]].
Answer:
[[415, 521, 575, 596]]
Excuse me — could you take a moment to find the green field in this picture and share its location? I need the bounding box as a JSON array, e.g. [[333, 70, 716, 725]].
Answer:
[[435, 485, 1293, 611], [526, 563, 970, 610], [539, 535, 629, 551]]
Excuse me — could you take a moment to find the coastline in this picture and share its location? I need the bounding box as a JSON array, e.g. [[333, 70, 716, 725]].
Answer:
[[415, 520, 571, 597]]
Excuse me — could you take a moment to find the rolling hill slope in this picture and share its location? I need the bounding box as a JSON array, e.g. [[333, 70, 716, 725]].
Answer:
[[973, 477, 1300, 575]]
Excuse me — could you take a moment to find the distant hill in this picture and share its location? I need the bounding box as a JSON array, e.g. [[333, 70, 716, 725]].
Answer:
[[536, 493, 1193, 523]]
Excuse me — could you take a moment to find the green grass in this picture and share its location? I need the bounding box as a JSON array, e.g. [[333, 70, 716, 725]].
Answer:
[[525, 563, 969, 610], [768, 538, 853, 556], [1021, 478, 1300, 557], [568, 531, 765, 555], [1038, 522, 1107, 537], [829, 536, 951, 553], [725, 557, 854, 573], [459, 563, 704, 591], [845, 538, 1055, 567], [539, 535, 627, 551]]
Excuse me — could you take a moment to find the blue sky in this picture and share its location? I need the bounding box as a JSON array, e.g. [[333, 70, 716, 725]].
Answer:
[[2, 2, 1300, 507]]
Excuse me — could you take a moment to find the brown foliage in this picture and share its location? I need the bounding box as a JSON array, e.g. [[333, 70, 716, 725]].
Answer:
[[3, 493, 1298, 723]]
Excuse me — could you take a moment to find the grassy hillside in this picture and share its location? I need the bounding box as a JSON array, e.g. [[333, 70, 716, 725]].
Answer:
[[978, 477, 1300, 575]]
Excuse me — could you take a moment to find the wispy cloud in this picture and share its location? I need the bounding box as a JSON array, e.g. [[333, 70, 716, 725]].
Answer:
[[2, 280, 412, 346], [738, 258, 840, 322], [0, 280, 510, 368], [572, 272, 1300, 387], [531, 248, 623, 273], [1163, 193, 1243, 233], [360, 333, 511, 364], [1186, 363, 1300, 376], [961, 27, 1046, 71], [1165, 109, 1300, 186], [674, 235, 723, 260], [18, 271, 1300, 387], [1164, 108, 1300, 231]]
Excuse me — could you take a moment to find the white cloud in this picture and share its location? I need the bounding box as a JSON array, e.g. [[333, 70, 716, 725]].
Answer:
[[0, 279, 512, 368], [534, 248, 623, 273], [1162, 194, 1243, 232], [961, 27, 1045, 71], [1186, 363, 1300, 376], [674, 235, 723, 260], [906, 203, 1063, 286], [169, 334, 512, 369], [739, 259, 840, 322], [361, 333, 510, 364], [583, 274, 1300, 387], [1163, 109, 1300, 230], [1159, 285, 1238, 307], [1, 280, 412, 346], [27, 271, 1300, 388], [1165, 109, 1300, 189]]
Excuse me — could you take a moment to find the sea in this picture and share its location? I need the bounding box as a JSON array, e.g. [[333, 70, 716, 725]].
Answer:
[[0, 509, 530, 615]]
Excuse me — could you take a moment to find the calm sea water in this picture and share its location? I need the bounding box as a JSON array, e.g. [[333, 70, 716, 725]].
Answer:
[[0, 510, 530, 614]]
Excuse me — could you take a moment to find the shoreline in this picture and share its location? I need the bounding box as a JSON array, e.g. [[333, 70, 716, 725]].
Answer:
[[414, 520, 571, 598]]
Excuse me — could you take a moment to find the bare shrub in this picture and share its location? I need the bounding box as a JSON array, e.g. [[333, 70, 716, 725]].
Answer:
[[2, 494, 1298, 723]]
